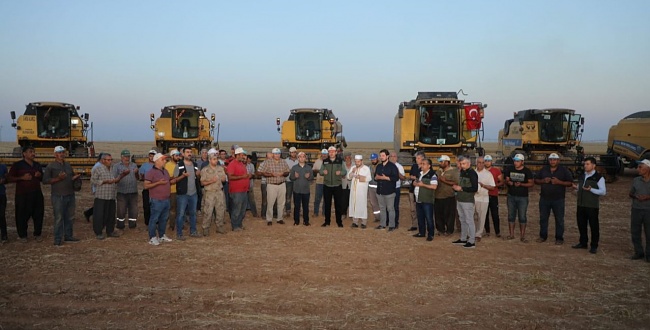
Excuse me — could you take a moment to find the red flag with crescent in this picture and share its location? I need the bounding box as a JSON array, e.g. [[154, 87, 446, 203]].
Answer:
[[464, 105, 481, 130]]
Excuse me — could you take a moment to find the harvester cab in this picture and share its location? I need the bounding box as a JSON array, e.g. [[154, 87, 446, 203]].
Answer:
[[495, 108, 620, 179], [149, 105, 216, 155], [9, 102, 92, 157], [274, 108, 346, 163], [0, 102, 96, 177], [394, 91, 486, 167], [498, 108, 584, 161]]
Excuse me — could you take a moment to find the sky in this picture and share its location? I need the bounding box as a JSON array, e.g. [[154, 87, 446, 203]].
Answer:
[[1, 0, 649, 143]]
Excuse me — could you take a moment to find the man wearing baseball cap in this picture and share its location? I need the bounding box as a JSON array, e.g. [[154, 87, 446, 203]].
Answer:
[[114, 149, 139, 230], [144, 153, 174, 245], [533, 153, 573, 245], [435, 155, 459, 236], [139, 150, 158, 226], [43, 146, 82, 245], [258, 148, 290, 225], [320, 146, 347, 227], [311, 149, 329, 217], [630, 159, 650, 262], [503, 153, 534, 242], [227, 147, 252, 230]]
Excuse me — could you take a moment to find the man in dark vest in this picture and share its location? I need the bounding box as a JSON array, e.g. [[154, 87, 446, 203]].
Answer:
[[571, 157, 606, 254], [173, 147, 202, 240]]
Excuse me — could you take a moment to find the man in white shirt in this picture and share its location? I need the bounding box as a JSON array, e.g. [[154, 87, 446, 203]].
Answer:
[[474, 156, 496, 241]]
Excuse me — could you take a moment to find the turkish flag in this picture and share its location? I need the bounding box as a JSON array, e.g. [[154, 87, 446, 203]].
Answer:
[[464, 105, 481, 130]]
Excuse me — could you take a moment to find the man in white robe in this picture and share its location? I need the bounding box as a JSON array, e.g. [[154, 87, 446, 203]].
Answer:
[[347, 155, 372, 228]]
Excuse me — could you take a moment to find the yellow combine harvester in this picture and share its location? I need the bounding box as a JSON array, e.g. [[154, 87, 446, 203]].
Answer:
[[148, 104, 216, 158], [273, 108, 346, 162], [496, 108, 618, 180], [607, 111, 650, 171], [394, 91, 486, 166], [0, 101, 96, 176]]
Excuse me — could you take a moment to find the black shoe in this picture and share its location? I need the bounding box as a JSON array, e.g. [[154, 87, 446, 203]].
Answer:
[[360, 224, 367, 229], [375, 225, 385, 230], [387, 227, 395, 232], [630, 253, 645, 260], [321, 223, 330, 227], [589, 248, 597, 254], [452, 239, 467, 245], [413, 233, 425, 238], [337, 223, 344, 228], [463, 242, 476, 249], [84, 212, 91, 223], [294, 222, 299, 226], [572, 243, 588, 249], [426, 237, 433, 241], [128, 221, 136, 229], [267, 222, 272, 226], [351, 223, 359, 228], [407, 227, 418, 231], [64, 237, 80, 243], [304, 222, 310, 226], [277, 220, 285, 225], [108, 232, 120, 238]]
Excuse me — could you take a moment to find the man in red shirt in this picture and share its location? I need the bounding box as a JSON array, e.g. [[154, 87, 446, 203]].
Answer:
[[227, 147, 251, 231], [483, 155, 504, 237]]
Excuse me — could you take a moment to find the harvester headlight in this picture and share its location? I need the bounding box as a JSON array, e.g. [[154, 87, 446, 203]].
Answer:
[[158, 132, 165, 137], [71, 119, 80, 125]]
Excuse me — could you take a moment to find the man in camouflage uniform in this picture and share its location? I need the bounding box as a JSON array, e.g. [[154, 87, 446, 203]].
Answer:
[[200, 153, 227, 235]]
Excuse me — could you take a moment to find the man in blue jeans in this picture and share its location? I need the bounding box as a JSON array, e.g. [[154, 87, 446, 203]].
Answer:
[[173, 147, 201, 240], [144, 153, 174, 246], [534, 153, 573, 245], [43, 146, 82, 246], [503, 153, 534, 242]]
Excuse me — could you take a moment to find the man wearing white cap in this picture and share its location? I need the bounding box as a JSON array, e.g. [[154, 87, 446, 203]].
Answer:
[[534, 153, 573, 244], [435, 155, 459, 236], [629, 159, 650, 262], [144, 153, 175, 245], [311, 149, 328, 217], [258, 152, 278, 220], [320, 146, 348, 227], [43, 146, 82, 245], [503, 153, 534, 242], [284, 147, 299, 217], [258, 148, 290, 225], [227, 147, 252, 230], [139, 150, 157, 226], [347, 154, 371, 228]]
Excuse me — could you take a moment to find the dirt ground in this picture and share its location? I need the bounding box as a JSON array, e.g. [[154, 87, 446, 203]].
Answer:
[[0, 142, 649, 329]]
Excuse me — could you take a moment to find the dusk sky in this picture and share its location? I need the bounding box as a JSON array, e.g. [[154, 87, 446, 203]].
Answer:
[[1, 1, 648, 143]]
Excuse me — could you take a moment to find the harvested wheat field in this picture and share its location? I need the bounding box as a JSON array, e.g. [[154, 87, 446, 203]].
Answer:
[[0, 141, 648, 329]]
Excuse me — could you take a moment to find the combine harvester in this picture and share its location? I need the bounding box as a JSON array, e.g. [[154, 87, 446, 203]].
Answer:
[[496, 108, 618, 180], [607, 111, 650, 172], [261, 108, 346, 163], [0, 101, 95, 176], [140, 104, 217, 165], [394, 91, 487, 167]]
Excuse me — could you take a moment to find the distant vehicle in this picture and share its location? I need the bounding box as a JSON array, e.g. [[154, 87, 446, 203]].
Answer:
[[394, 91, 486, 166], [496, 108, 617, 179], [274, 108, 346, 162], [607, 111, 650, 170], [149, 105, 216, 155], [0, 101, 96, 176]]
